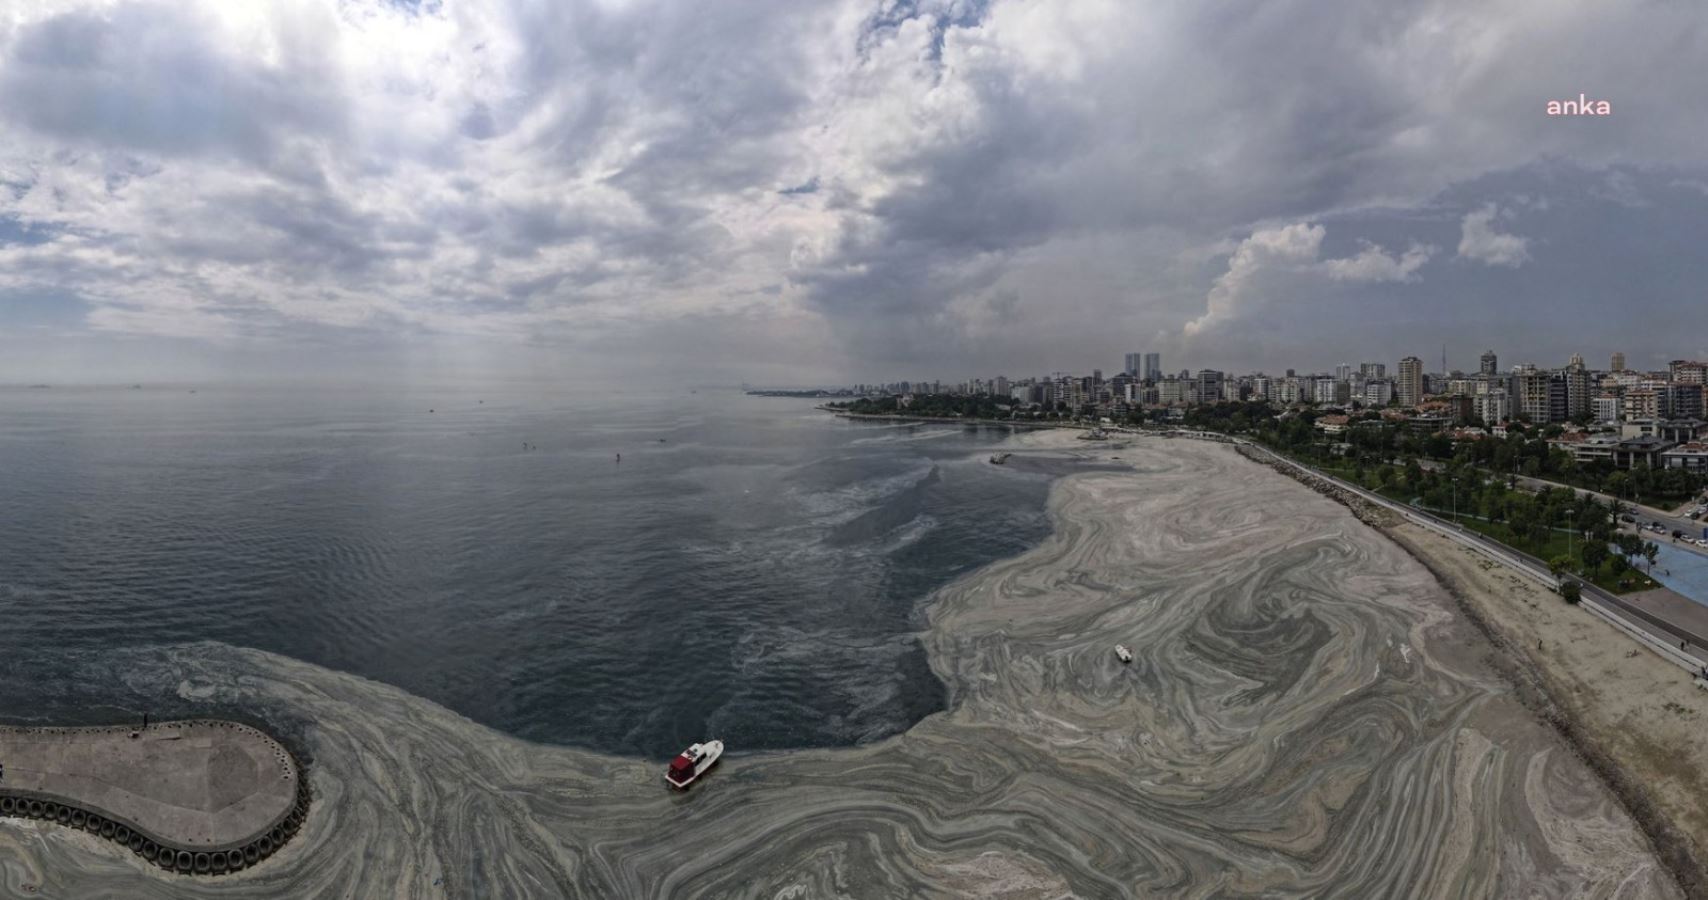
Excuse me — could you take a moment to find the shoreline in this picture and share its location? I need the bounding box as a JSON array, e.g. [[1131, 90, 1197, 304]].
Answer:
[[1247, 443, 1708, 897], [0, 432, 1684, 897], [819, 407, 1093, 430]]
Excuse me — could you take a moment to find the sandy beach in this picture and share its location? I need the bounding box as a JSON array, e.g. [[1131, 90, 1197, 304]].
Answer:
[[0, 433, 1683, 898]]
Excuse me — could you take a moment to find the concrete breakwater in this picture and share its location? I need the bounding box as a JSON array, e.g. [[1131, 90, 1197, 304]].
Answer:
[[0, 720, 307, 876]]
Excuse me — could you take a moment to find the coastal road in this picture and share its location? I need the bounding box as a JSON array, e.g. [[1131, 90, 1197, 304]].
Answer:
[[1379, 465, 1707, 556], [1510, 474, 1708, 553]]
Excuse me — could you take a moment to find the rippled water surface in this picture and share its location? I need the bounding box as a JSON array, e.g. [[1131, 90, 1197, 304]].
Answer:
[[0, 384, 1058, 755]]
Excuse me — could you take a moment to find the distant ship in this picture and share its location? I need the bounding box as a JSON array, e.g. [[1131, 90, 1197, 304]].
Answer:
[[989, 452, 1012, 465], [1115, 645, 1133, 664], [665, 740, 724, 789]]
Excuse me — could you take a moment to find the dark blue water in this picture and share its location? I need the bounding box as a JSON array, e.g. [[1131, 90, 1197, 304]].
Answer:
[[0, 384, 1057, 757]]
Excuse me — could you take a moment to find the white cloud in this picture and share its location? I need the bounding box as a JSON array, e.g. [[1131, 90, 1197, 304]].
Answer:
[[1323, 241, 1435, 283], [1183, 223, 1324, 337], [1456, 203, 1530, 267]]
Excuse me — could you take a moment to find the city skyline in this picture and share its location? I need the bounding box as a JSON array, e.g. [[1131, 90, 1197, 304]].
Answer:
[[834, 345, 1683, 394]]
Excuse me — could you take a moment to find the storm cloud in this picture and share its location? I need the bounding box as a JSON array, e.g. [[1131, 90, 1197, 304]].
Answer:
[[1, 0, 1705, 382]]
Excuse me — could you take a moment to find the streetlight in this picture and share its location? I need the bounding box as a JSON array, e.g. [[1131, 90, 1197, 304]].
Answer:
[[1567, 508, 1576, 562]]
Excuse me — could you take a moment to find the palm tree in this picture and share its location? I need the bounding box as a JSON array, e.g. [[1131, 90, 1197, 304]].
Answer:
[[1608, 497, 1628, 529]]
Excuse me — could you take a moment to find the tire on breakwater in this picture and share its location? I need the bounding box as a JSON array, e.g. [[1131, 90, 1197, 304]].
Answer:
[[1, 786, 312, 876], [0, 780, 310, 875]]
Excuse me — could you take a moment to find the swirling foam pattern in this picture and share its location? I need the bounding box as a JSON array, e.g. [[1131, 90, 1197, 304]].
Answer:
[[0, 438, 1677, 898]]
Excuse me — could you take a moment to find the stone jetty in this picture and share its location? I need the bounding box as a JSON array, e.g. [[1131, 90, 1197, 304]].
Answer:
[[0, 719, 307, 875]]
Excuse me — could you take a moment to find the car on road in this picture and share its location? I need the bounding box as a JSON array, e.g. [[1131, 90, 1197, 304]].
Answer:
[[1621, 514, 1637, 523]]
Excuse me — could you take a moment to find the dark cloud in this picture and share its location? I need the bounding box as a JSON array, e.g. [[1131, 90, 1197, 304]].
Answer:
[[0, 0, 1704, 384]]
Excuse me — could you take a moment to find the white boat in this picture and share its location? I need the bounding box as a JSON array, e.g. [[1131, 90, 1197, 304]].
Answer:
[[665, 740, 724, 789], [1114, 645, 1133, 664]]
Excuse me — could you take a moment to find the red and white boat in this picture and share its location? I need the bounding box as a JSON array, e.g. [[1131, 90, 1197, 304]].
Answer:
[[665, 740, 724, 789]]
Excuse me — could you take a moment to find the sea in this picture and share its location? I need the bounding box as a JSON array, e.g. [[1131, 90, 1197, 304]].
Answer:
[[0, 384, 1070, 758]]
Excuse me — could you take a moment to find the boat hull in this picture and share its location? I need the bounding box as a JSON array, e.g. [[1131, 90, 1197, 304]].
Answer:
[[665, 740, 724, 789]]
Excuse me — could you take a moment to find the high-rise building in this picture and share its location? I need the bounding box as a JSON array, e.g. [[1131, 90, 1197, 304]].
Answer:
[[1195, 369, 1225, 405], [1611, 352, 1626, 372], [1359, 362, 1385, 380], [1667, 383, 1706, 419], [1568, 353, 1585, 370], [1512, 370, 1567, 424], [1334, 363, 1352, 382], [1124, 353, 1143, 377], [1475, 390, 1511, 425], [1363, 380, 1394, 406], [1564, 366, 1591, 420], [1479, 350, 1498, 376], [1397, 356, 1424, 407], [1671, 360, 1707, 384], [1625, 388, 1659, 420], [1143, 353, 1161, 382], [1593, 394, 1623, 424]]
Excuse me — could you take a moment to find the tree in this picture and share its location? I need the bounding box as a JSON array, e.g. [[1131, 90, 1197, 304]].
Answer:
[[1643, 542, 1659, 570], [1581, 539, 1608, 574], [1548, 555, 1574, 580], [1559, 580, 1582, 604]]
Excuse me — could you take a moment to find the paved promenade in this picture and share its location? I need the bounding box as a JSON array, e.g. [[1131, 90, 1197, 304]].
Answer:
[[0, 720, 305, 874]]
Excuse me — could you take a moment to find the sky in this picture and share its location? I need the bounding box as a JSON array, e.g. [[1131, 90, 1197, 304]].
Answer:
[[1, 0, 1706, 386]]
